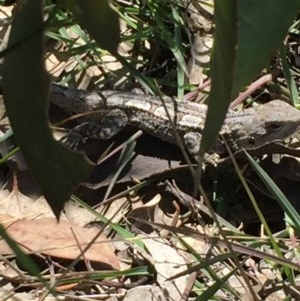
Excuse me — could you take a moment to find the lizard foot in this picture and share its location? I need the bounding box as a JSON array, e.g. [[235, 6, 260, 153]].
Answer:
[[60, 109, 128, 150]]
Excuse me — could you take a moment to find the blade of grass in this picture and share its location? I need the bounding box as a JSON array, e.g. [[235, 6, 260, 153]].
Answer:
[[0, 146, 19, 165], [72, 195, 145, 249], [0, 224, 54, 293], [242, 150, 298, 281], [244, 150, 300, 230], [37, 266, 151, 284], [195, 268, 238, 301], [133, 219, 300, 271], [103, 139, 137, 201], [171, 3, 185, 99], [280, 43, 299, 105]]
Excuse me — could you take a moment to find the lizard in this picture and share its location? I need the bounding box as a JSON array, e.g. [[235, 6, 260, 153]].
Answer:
[[50, 83, 300, 162]]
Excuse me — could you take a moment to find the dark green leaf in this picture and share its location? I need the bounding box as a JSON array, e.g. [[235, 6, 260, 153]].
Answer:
[[233, 0, 300, 97], [200, 0, 237, 155], [2, 0, 92, 219], [201, 0, 300, 156]]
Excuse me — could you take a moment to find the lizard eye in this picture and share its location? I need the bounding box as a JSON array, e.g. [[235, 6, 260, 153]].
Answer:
[[269, 123, 282, 131]]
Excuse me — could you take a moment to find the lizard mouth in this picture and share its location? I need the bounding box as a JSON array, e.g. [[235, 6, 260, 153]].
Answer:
[[242, 123, 300, 149]]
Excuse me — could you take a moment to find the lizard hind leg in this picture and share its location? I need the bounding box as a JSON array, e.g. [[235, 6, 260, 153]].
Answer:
[[60, 109, 128, 150]]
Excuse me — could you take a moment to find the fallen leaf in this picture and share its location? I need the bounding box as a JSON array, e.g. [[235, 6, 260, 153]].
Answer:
[[0, 215, 119, 269], [123, 285, 167, 301], [143, 235, 188, 300]]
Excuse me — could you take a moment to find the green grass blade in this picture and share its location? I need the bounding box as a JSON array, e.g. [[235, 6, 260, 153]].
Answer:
[[244, 150, 300, 230], [72, 196, 145, 249], [280, 43, 299, 105]]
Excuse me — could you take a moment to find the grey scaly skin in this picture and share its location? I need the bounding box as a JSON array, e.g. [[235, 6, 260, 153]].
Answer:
[[50, 84, 300, 162]]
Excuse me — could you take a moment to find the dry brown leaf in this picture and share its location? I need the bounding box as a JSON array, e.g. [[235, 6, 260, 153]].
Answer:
[[123, 285, 167, 301], [0, 187, 56, 219], [143, 235, 188, 300], [127, 194, 161, 233], [0, 215, 119, 269]]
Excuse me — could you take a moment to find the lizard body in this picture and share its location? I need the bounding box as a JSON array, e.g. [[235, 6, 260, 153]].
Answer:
[[50, 84, 300, 160]]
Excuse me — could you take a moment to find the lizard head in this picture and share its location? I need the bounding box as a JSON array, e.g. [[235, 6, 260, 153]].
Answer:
[[238, 100, 300, 149]]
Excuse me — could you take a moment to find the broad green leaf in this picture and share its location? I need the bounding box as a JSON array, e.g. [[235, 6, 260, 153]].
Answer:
[[200, 0, 300, 156], [200, 0, 237, 155], [60, 0, 120, 55], [2, 0, 92, 219], [233, 0, 300, 97]]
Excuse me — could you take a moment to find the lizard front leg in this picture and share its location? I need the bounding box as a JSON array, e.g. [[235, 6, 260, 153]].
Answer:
[[183, 132, 220, 164], [183, 132, 202, 161], [61, 109, 128, 149]]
